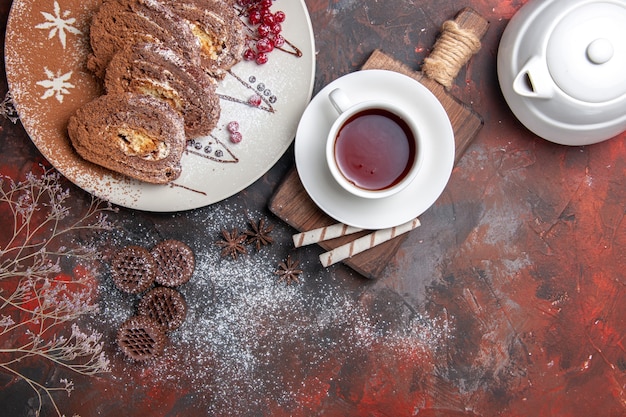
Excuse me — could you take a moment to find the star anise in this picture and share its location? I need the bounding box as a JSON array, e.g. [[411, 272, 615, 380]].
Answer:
[[275, 255, 302, 285], [215, 228, 247, 260], [245, 218, 274, 251]]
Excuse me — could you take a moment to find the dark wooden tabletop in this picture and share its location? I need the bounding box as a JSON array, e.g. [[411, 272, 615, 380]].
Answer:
[[2, 0, 626, 416]]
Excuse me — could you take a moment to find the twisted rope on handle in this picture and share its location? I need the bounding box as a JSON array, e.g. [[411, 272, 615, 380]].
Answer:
[[422, 20, 482, 89]]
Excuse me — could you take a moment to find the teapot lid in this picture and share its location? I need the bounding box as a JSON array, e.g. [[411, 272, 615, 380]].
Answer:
[[547, 2, 626, 103]]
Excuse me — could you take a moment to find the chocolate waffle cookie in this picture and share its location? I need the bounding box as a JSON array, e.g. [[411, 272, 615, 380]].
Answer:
[[151, 240, 195, 287], [138, 287, 188, 331], [117, 315, 167, 360], [110, 245, 157, 294]]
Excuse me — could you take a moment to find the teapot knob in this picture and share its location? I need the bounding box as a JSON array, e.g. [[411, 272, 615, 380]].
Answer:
[[513, 55, 555, 99], [587, 38, 614, 65]]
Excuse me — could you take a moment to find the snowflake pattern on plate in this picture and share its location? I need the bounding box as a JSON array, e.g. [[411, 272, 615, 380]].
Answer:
[[35, 1, 82, 49], [36, 67, 75, 103]]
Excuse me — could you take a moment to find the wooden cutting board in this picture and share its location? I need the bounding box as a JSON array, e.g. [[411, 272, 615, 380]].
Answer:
[[269, 10, 488, 279]]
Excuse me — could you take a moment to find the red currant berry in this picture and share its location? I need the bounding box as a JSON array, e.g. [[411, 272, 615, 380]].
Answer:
[[248, 10, 262, 25], [262, 13, 275, 25], [260, 0, 272, 9], [248, 94, 263, 106], [243, 48, 256, 61], [257, 24, 271, 38], [255, 52, 269, 65], [230, 131, 243, 143], [227, 121, 240, 133], [270, 23, 282, 34], [271, 34, 285, 48], [274, 11, 286, 23], [256, 37, 274, 53]]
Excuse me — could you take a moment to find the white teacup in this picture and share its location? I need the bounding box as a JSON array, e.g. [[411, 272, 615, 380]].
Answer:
[[326, 88, 423, 199]]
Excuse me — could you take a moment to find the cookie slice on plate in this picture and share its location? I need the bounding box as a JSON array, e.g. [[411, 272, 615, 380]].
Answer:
[[161, 0, 246, 78], [67, 93, 186, 184], [105, 43, 220, 138], [87, 0, 201, 78]]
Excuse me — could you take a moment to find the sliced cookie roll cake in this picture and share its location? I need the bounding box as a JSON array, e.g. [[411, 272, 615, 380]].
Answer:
[[104, 42, 221, 138], [87, 0, 201, 78], [67, 93, 187, 184], [161, 0, 247, 79]]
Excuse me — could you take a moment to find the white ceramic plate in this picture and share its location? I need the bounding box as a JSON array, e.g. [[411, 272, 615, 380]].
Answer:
[[295, 70, 455, 229], [5, 0, 315, 211]]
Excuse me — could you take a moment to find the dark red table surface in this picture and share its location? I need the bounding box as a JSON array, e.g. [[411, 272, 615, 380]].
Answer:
[[2, 0, 626, 416]]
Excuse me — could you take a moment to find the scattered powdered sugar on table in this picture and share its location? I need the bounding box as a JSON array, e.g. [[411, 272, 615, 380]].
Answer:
[[93, 204, 450, 414]]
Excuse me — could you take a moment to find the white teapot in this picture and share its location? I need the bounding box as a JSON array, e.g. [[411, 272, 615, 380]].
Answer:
[[497, 0, 626, 145]]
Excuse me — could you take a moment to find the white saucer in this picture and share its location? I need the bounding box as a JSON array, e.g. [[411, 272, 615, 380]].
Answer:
[[295, 70, 455, 229]]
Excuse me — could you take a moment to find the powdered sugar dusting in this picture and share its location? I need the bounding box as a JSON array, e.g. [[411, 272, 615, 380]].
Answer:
[[93, 205, 451, 414]]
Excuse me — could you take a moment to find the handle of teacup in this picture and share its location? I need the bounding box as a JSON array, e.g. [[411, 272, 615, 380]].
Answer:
[[328, 88, 352, 114]]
